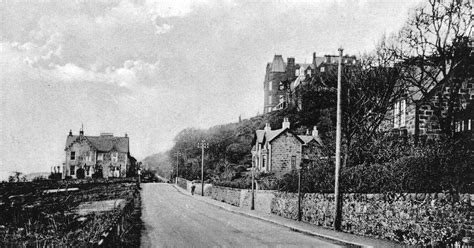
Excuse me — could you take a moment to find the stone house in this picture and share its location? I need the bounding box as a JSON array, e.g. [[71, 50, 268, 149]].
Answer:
[[63, 129, 132, 179], [251, 118, 323, 176], [387, 49, 473, 139], [263, 52, 357, 113]]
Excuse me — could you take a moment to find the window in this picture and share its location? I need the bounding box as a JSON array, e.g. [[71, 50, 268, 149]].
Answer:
[[70, 166, 75, 175], [268, 95, 272, 105], [295, 69, 299, 76], [320, 67, 325, 72], [98, 153, 104, 161], [393, 100, 406, 128], [268, 81, 272, 91], [70, 151, 76, 160], [400, 99, 406, 127], [307, 70, 311, 76], [112, 152, 118, 163], [393, 102, 400, 128], [291, 156, 296, 170], [469, 119, 472, 130]]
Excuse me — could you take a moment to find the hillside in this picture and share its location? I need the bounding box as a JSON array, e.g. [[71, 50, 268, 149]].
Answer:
[[141, 152, 172, 178]]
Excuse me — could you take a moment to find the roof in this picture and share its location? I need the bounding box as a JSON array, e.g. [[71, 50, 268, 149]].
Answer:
[[314, 57, 325, 67], [297, 63, 315, 70], [298, 135, 323, 145], [271, 55, 286, 72], [65, 135, 129, 153]]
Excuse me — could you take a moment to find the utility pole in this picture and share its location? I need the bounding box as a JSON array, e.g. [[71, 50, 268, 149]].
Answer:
[[197, 140, 208, 196], [334, 47, 343, 231], [174, 151, 181, 184], [298, 168, 302, 221], [251, 165, 255, 210]]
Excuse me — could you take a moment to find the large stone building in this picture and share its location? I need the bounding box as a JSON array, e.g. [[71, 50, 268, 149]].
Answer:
[[251, 118, 323, 175], [263, 52, 357, 113], [63, 129, 133, 179]]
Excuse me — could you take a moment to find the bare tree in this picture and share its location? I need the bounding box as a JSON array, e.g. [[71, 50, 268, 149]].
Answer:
[[389, 0, 473, 136]]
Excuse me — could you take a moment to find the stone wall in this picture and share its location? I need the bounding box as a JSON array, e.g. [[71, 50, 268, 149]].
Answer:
[[270, 132, 301, 172], [271, 192, 474, 246], [240, 190, 275, 213], [208, 186, 242, 206]]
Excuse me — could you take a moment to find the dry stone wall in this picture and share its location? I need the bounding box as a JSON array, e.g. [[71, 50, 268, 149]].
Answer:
[[271, 192, 474, 246]]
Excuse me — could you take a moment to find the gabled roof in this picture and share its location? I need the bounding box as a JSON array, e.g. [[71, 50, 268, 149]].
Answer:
[[298, 135, 323, 145], [297, 63, 315, 70], [65, 135, 129, 153], [314, 57, 325, 67], [267, 128, 304, 144]]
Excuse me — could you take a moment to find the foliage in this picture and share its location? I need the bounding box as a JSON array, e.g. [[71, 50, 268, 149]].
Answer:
[[49, 172, 62, 181], [272, 135, 473, 194], [8, 171, 26, 183], [76, 167, 85, 179], [140, 168, 159, 182]]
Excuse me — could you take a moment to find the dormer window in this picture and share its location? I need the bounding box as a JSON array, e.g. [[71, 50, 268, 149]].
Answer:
[[295, 69, 299, 76], [307, 70, 311, 76]]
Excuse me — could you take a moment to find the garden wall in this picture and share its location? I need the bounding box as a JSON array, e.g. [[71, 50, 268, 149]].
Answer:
[[206, 186, 473, 245], [272, 192, 474, 246]]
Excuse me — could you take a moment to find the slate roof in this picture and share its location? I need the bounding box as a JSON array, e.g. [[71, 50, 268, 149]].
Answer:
[[271, 55, 286, 72], [253, 128, 304, 145], [65, 135, 129, 153], [297, 63, 316, 70], [298, 135, 323, 145]]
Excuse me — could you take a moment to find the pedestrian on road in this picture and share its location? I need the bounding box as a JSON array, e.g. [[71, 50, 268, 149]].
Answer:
[[191, 181, 196, 195]]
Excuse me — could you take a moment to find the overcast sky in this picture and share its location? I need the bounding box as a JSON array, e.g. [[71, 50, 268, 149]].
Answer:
[[0, 0, 421, 178]]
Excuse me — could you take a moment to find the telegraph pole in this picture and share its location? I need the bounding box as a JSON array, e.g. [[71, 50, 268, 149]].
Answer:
[[197, 140, 208, 196], [334, 48, 343, 231], [174, 151, 181, 184]]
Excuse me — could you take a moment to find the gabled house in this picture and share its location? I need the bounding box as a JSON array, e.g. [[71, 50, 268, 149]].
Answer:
[[251, 118, 323, 175], [63, 129, 132, 179]]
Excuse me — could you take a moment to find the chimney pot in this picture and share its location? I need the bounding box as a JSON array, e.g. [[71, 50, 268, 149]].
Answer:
[[312, 126, 319, 137], [264, 123, 271, 132], [282, 118, 290, 129], [69, 130, 73, 136]]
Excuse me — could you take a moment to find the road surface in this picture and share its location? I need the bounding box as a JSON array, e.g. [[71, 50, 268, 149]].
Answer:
[[141, 183, 343, 248]]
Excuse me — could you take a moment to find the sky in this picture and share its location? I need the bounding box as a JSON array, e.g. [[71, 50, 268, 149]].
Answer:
[[0, 0, 421, 179]]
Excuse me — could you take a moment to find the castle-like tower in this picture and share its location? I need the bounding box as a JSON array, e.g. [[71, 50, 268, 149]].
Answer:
[[263, 53, 319, 113]]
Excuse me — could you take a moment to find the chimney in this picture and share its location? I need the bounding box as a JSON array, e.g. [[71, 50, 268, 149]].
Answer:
[[282, 117, 290, 129], [68, 129, 73, 136], [312, 52, 316, 66], [312, 126, 319, 137], [125, 133, 128, 137], [79, 123, 84, 136], [264, 123, 271, 132]]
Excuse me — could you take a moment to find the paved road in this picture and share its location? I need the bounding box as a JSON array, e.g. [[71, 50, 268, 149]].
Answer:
[[141, 183, 343, 248]]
